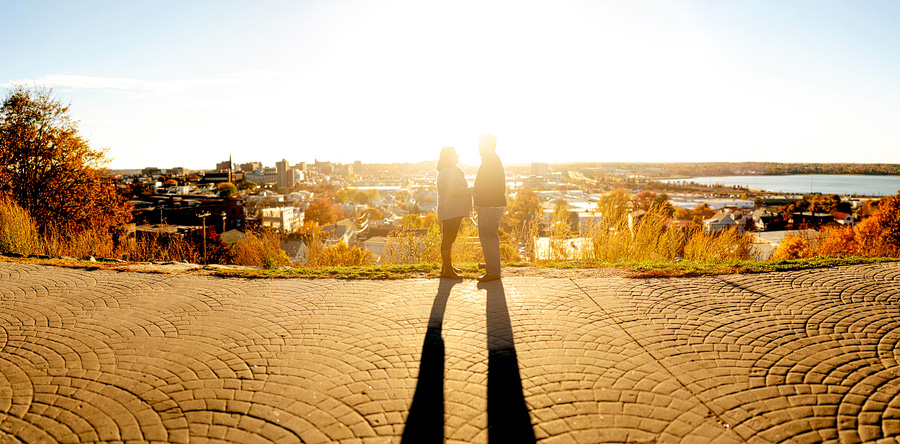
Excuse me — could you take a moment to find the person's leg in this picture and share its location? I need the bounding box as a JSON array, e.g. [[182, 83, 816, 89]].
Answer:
[[441, 217, 463, 279], [477, 207, 503, 277]]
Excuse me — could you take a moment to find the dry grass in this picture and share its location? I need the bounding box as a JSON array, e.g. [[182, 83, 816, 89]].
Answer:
[[574, 206, 756, 263], [0, 197, 206, 262], [381, 225, 441, 264], [0, 196, 777, 276], [380, 219, 517, 266], [0, 197, 43, 255], [231, 229, 289, 268], [42, 224, 118, 259], [308, 241, 374, 267]]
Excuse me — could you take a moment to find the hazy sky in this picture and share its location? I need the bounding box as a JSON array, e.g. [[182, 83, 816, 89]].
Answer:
[[4, 0, 900, 169]]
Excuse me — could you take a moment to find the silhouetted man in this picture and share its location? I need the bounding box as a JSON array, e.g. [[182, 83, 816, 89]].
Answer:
[[473, 134, 506, 282]]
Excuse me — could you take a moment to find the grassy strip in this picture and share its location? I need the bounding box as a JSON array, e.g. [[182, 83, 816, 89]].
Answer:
[[204, 263, 445, 279], [619, 256, 900, 278], [3, 255, 898, 280]]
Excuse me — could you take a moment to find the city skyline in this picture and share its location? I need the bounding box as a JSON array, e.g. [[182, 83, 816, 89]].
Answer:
[[5, 0, 900, 169]]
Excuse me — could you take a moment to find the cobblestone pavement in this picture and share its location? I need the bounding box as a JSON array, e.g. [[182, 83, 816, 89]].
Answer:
[[2, 261, 900, 443]]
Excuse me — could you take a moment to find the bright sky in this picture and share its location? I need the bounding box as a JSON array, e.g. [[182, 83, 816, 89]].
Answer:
[[4, 0, 900, 169]]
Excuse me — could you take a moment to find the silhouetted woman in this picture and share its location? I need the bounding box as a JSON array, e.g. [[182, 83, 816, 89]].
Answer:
[[436, 146, 472, 279]]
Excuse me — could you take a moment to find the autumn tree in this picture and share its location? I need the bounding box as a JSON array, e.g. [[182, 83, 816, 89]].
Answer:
[[0, 86, 130, 233], [503, 187, 541, 232], [821, 191, 900, 257], [304, 197, 339, 225], [336, 188, 379, 205], [360, 208, 383, 221], [690, 204, 716, 225], [235, 179, 257, 192], [633, 190, 657, 211], [217, 182, 238, 197], [674, 203, 715, 226], [354, 190, 371, 205]]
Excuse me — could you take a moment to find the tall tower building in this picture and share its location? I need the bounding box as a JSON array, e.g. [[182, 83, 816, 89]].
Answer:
[[276, 159, 291, 189]]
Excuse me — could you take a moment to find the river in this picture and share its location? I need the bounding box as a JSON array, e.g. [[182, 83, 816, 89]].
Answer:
[[661, 174, 900, 196]]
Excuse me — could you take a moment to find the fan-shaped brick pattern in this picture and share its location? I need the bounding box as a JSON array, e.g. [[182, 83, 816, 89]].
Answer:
[[2, 261, 900, 443]]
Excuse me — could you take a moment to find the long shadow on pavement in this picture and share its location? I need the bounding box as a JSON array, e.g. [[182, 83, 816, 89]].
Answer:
[[402, 279, 456, 443], [402, 279, 535, 443], [483, 280, 536, 443]]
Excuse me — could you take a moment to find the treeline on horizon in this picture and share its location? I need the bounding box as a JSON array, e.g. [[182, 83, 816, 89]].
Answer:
[[569, 162, 900, 178]]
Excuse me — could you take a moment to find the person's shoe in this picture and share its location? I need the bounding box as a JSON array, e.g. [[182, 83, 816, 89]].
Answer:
[[441, 268, 463, 279], [477, 273, 501, 283]]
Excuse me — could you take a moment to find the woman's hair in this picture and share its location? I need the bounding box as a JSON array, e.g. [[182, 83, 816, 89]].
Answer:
[[436, 146, 457, 171]]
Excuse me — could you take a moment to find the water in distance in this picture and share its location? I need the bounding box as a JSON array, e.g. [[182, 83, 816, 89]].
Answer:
[[661, 174, 900, 196]]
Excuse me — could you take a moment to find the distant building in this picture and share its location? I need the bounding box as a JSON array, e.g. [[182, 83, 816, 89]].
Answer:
[[199, 172, 232, 184], [142, 167, 162, 177], [334, 163, 353, 177], [167, 167, 186, 176], [240, 162, 262, 173], [322, 218, 358, 246], [244, 167, 278, 185], [532, 163, 550, 176], [704, 211, 746, 233], [315, 160, 333, 175], [830, 210, 856, 226], [129, 195, 245, 231], [215, 155, 235, 182], [261, 206, 303, 232], [263, 167, 277, 183], [790, 212, 834, 227], [276, 159, 292, 188], [360, 236, 387, 260]]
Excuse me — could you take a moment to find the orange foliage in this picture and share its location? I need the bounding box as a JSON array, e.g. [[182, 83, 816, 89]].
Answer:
[[820, 192, 900, 257], [0, 86, 131, 234], [771, 236, 814, 260], [304, 197, 339, 225]]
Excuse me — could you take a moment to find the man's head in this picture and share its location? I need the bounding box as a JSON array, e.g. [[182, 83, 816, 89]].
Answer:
[[477, 133, 497, 157]]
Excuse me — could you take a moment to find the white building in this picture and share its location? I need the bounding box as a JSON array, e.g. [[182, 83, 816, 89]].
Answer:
[[261, 207, 303, 232], [704, 211, 746, 233]]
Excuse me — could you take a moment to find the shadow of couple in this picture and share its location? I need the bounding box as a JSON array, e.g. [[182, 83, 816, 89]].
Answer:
[[401, 279, 536, 443]]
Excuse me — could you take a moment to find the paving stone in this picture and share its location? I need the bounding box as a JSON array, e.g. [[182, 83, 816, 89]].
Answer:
[[3, 262, 900, 442]]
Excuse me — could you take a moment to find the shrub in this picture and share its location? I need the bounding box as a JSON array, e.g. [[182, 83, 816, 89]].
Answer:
[[185, 227, 230, 264], [771, 236, 814, 260], [819, 226, 858, 256]]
